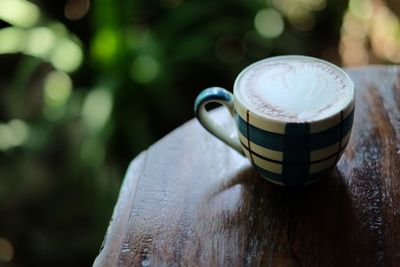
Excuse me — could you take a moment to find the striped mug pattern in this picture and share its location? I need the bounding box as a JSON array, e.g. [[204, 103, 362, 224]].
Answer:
[[194, 56, 355, 186]]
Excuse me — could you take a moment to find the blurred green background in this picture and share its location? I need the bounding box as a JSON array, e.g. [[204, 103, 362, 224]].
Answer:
[[0, 0, 399, 266]]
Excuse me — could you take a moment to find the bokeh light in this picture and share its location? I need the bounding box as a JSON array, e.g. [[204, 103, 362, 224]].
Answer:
[[301, 0, 326, 11], [82, 87, 113, 132], [287, 5, 316, 31], [254, 9, 284, 39], [43, 71, 73, 108], [0, 0, 40, 28], [0, 26, 82, 72], [270, 0, 323, 32], [50, 38, 83, 73], [25, 27, 56, 58], [0, 27, 25, 54], [0, 238, 14, 262], [0, 124, 14, 151], [349, 0, 373, 19], [64, 0, 91, 20], [340, 0, 400, 65], [130, 54, 160, 83], [0, 120, 29, 151], [8, 119, 30, 147], [91, 28, 120, 67]]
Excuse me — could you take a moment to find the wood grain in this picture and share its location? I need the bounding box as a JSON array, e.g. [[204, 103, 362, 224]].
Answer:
[[93, 66, 400, 267]]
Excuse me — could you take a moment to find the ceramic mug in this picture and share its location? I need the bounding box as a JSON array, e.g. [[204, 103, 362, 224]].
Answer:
[[194, 56, 355, 186]]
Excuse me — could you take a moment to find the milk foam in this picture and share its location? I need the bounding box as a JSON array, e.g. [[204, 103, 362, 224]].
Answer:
[[236, 57, 353, 122]]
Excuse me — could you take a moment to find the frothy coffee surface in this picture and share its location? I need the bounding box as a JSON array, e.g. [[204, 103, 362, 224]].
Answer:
[[236, 57, 353, 122]]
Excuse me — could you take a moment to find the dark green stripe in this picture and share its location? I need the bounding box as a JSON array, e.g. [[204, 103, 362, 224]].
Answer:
[[282, 123, 310, 185], [285, 122, 310, 135], [236, 115, 285, 149], [253, 166, 284, 184], [235, 107, 354, 152], [241, 139, 350, 165], [283, 122, 311, 163], [255, 165, 335, 187]]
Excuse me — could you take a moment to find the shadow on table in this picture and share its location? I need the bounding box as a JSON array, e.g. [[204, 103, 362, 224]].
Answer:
[[203, 166, 368, 266]]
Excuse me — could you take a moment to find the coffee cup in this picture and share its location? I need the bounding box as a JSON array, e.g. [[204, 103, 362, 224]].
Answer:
[[194, 55, 355, 186]]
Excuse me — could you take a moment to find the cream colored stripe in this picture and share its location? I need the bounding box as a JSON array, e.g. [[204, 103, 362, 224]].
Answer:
[[309, 102, 354, 133], [310, 142, 340, 161], [234, 100, 286, 134], [241, 130, 352, 164], [343, 101, 355, 118], [341, 130, 352, 149], [242, 146, 283, 174], [309, 157, 337, 174], [238, 132, 283, 161], [310, 114, 341, 133], [236, 99, 354, 135], [242, 146, 254, 165], [310, 125, 352, 160], [309, 136, 350, 174], [261, 177, 285, 186]]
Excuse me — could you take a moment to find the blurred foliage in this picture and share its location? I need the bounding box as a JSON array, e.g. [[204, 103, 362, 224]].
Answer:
[[0, 0, 398, 266]]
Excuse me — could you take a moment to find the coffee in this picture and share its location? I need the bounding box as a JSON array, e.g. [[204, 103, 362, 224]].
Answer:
[[235, 57, 353, 122]]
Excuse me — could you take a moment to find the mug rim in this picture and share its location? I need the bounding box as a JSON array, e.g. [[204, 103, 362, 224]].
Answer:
[[232, 55, 355, 132]]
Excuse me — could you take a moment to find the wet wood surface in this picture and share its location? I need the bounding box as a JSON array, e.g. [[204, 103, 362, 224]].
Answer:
[[93, 66, 400, 267]]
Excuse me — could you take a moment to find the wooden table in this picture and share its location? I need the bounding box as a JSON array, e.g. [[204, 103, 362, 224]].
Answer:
[[93, 66, 400, 267]]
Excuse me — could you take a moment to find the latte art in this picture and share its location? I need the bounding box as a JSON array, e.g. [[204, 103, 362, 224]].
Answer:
[[236, 57, 353, 122]]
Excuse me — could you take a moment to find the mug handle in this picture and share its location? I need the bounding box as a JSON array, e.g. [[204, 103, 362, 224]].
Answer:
[[194, 87, 243, 155]]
